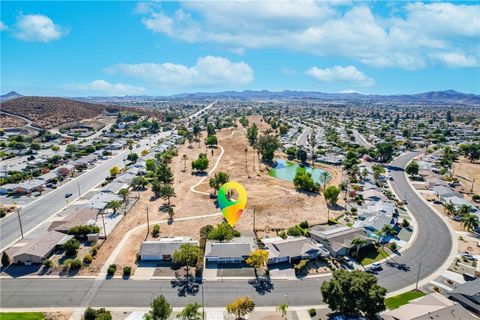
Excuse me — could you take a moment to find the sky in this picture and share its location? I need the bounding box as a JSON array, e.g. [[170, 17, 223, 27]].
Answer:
[[1, 0, 479, 96]]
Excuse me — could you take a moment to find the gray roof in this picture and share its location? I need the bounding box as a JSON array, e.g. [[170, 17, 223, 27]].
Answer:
[[263, 237, 328, 259], [140, 237, 198, 257], [12, 231, 69, 259], [205, 237, 255, 258]]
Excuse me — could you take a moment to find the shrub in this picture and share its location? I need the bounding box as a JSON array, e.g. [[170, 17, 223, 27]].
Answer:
[[43, 259, 54, 268], [90, 245, 98, 256], [278, 231, 287, 239], [123, 266, 131, 277], [309, 308, 316, 317], [84, 307, 112, 320], [83, 254, 93, 264], [293, 259, 308, 274], [402, 218, 410, 228], [152, 224, 160, 238], [64, 259, 82, 269], [107, 264, 117, 276], [63, 238, 80, 256], [287, 226, 303, 237], [299, 220, 309, 229], [68, 225, 100, 236]]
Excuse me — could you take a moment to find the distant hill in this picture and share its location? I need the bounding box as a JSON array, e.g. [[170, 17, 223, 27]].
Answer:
[[0, 96, 128, 129], [0, 91, 23, 101], [169, 89, 480, 106]]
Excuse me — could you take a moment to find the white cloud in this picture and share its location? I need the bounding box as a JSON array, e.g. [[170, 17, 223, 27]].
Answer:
[[137, 1, 480, 69], [306, 66, 374, 87], [281, 67, 297, 75], [62, 80, 146, 96], [428, 53, 478, 68], [13, 14, 68, 42], [0, 21, 7, 31], [105, 56, 253, 89]]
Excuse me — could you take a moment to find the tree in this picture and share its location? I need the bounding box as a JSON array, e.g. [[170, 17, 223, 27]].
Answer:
[[351, 237, 368, 257], [239, 115, 249, 128], [372, 164, 386, 181], [256, 134, 281, 162], [293, 171, 319, 192], [321, 269, 386, 319], [446, 110, 453, 123], [375, 142, 394, 163], [205, 134, 218, 146], [51, 145, 60, 152], [110, 166, 120, 177], [458, 204, 472, 216], [131, 176, 148, 190], [63, 238, 80, 256], [146, 159, 157, 172], [207, 223, 240, 242], [459, 144, 480, 163], [462, 214, 479, 233], [172, 243, 200, 278], [226, 296, 255, 320], [141, 149, 149, 157], [158, 184, 176, 205], [157, 163, 174, 185], [145, 295, 172, 320], [296, 148, 308, 164], [246, 249, 269, 277], [246, 124, 258, 146], [207, 123, 216, 136], [381, 224, 397, 236], [2, 251, 10, 266], [192, 154, 209, 172], [324, 185, 340, 206], [177, 303, 201, 320], [118, 188, 129, 201], [443, 201, 456, 215], [276, 304, 288, 320], [405, 160, 419, 176], [209, 172, 229, 194], [106, 200, 122, 214]]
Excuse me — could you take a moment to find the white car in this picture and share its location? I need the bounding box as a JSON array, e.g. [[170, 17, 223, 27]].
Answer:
[[370, 263, 382, 270]]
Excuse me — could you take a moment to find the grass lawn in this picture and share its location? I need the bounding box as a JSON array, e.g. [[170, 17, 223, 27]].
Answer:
[[0, 313, 44, 320], [355, 245, 389, 265], [385, 290, 426, 310]]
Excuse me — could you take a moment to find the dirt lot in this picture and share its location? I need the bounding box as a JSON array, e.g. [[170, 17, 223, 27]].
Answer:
[[453, 157, 480, 199], [87, 116, 342, 275]]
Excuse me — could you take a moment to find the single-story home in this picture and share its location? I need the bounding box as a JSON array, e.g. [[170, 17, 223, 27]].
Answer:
[[12, 231, 73, 264], [433, 186, 462, 201], [205, 237, 255, 264], [262, 236, 329, 264], [448, 278, 480, 315], [140, 237, 199, 261], [382, 292, 476, 320], [310, 225, 372, 258]]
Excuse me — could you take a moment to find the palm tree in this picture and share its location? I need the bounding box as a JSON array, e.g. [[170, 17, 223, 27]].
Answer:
[[374, 230, 385, 244], [276, 303, 288, 320], [461, 214, 479, 233], [458, 205, 472, 216], [351, 237, 368, 257], [443, 201, 456, 216], [381, 224, 396, 237], [321, 171, 329, 191]]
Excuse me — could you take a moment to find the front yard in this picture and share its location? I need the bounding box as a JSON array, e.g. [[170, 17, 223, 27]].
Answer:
[[354, 245, 390, 265], [385, 290, 426, 310]]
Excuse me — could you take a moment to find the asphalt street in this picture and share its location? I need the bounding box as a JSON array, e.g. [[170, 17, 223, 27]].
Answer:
[[352, 129, 373, 149], [0, 151, 454, 308], [0, 131, 171, 250]]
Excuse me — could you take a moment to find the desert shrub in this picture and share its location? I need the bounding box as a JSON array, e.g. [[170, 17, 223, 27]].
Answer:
[[107, 264, 117, 276], [83, 254, 93, 264], [309, 308, 316, 317], [123, 266, 131, 277], [152, 224, 160, 238]]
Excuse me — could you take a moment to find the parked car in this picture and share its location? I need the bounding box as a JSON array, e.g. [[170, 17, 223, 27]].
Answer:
[[370, 263, 383, 271], [342, 256, 355, 269], [65, 193, 73, 198], [461, 252, 477, 261]]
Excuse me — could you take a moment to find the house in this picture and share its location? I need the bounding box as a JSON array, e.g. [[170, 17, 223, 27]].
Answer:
[[448, 278, 480, 315], [140, 237, 199, 261], [382, 292, 477, 320], [101, 181, 129, 194], [12, 231, 73, 264], [361, 189, 388, 202], [205, 237, 255, 263], [433, 185, 462, 201], [262, 236, 329, 264], [87, 192, 123, 210], [38, 172, 59, 183], [51, 207, 99, 234], [443, 196, 479, 213], [310, 225, 372, 257], [8, 179, 46, 194]]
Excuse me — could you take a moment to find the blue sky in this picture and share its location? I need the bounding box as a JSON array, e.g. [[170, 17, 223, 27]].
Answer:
[[1, 1, 479, 96]]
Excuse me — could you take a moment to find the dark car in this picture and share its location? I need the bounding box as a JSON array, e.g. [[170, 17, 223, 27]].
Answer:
[[65, 193, 73, 198]]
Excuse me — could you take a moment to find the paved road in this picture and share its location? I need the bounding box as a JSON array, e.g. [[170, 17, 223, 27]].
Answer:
[[0, 151, 454, 308], [0, 278, 327, 308], [375, 151, 453, 291], [352, 129, 373, 149], [295, 125, 311, 148], [0, 131, 170, 250]]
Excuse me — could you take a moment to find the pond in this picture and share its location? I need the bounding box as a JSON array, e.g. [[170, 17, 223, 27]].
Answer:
[[269, 158, 331, 185]]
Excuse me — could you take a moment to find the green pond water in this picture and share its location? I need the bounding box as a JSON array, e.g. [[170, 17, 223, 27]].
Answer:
[[269, 158, 331, 184]]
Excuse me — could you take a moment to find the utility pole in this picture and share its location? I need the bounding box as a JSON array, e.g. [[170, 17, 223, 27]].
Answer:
[[201, 280, 205, 320], [471, 178, 476, 194], [253, 206, 256, 233], [415, 260, 422, 290], [77, 180, 81, 199], [16, 208, 24, 239], [101, 211, 107, 240], [245, 148, 248, 175], [146, 206, 150, 235]]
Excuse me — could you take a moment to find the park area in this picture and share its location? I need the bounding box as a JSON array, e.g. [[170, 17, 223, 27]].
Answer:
[[85, 116, 342, 276]]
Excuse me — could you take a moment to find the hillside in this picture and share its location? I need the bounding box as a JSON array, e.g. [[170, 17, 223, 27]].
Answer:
[[0, 91, 23, 101], [0, 96, 127, 129]]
